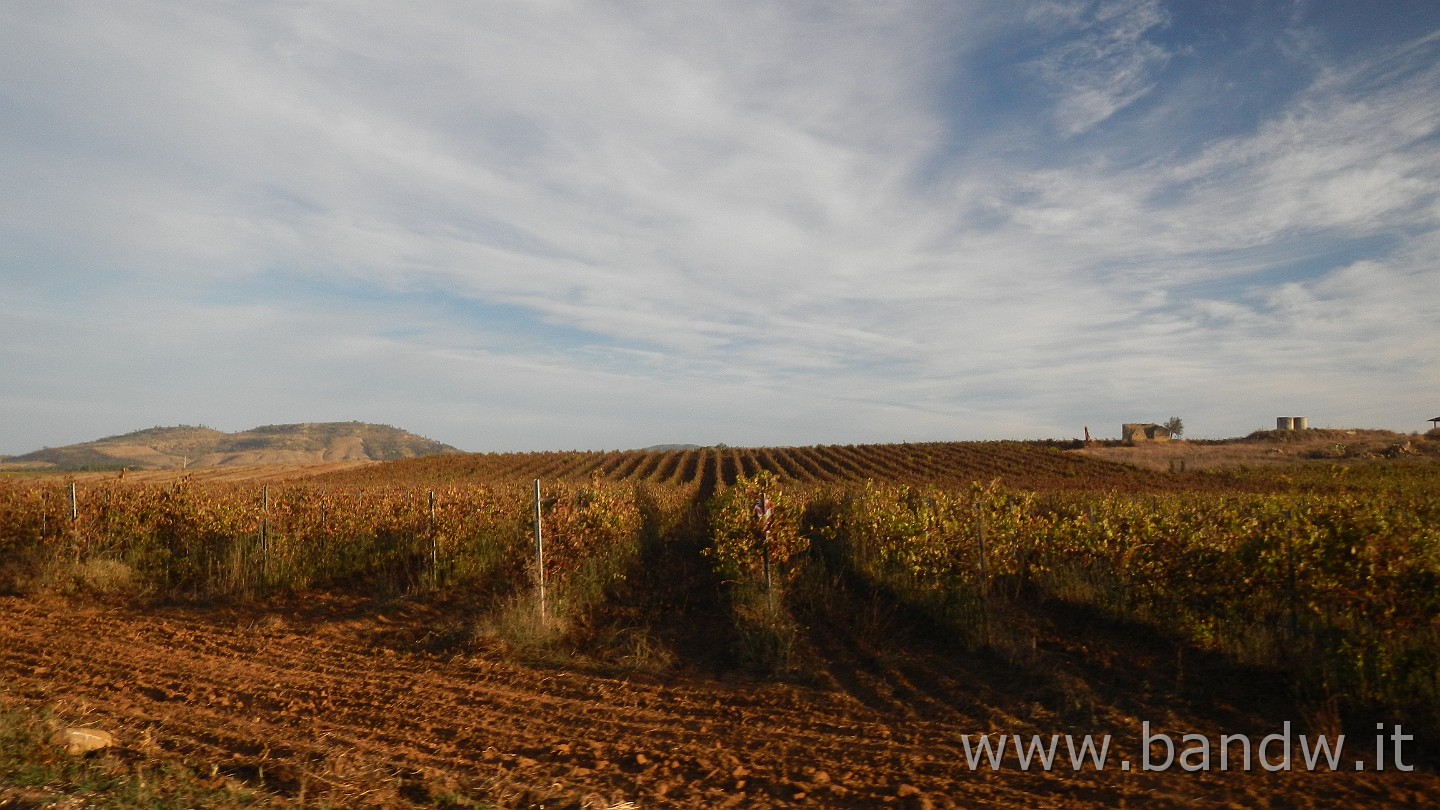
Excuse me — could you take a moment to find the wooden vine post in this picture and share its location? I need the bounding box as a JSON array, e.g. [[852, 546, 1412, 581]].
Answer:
[[68, 483, 79, 563], [260, 485, 269, 579], [757, 490, 775, 611], [428, 490, 438, 586], [1285, 511, 1298, 649], [533, 479, 546, 623], [977, 505, 990, 644]]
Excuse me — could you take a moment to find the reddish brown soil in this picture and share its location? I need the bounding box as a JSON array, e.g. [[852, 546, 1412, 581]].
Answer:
[[1, 593, 1434, 808]]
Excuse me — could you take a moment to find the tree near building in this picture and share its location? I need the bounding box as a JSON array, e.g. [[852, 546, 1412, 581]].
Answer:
[[1163, 416, 1184, 437]]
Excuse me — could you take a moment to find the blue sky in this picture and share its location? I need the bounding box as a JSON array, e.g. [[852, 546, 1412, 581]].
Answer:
[[3, 1, 1439, 453]]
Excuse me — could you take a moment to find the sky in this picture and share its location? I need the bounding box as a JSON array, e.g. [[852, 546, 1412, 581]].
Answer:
[[3, 1, 1439, 453]]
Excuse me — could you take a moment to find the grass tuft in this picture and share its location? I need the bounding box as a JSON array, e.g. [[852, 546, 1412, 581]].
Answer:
[[0, 700, 268, 808]]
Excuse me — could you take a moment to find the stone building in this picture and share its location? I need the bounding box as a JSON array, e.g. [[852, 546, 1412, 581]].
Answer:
[[1122, 423, 1174, 444]]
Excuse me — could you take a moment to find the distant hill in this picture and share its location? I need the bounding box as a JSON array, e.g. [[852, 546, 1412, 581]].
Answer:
[[640, 443, 703, 452], [2, 422, 461, 471]]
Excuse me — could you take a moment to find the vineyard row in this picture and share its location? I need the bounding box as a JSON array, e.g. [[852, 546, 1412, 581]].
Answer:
[[318, 441, 1189, 492], [2, 461, 1437, 737]]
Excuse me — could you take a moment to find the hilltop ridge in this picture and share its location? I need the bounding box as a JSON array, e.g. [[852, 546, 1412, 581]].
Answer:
[[1, 422, 460, 471]]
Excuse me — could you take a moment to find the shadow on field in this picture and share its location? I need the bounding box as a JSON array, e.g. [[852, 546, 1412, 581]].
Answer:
[[787, 562, 1434, 767], [578, 461, 742, 676]]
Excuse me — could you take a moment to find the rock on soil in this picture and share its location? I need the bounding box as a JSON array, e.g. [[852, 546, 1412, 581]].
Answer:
[[51, 727, 115, 755]]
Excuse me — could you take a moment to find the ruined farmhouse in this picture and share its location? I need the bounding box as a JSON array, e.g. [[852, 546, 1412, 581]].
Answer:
[[1122, 423, 1174, 444]]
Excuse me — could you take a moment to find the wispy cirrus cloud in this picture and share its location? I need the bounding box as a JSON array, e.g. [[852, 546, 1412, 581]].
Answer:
[[1025, 0, 1174, 135]]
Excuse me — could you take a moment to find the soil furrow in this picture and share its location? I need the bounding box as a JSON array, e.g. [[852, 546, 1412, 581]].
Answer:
[[4, 594, 1436, 809]]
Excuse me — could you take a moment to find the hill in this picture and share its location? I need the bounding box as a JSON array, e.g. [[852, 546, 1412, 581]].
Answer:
[[1, 422, 460, 471]]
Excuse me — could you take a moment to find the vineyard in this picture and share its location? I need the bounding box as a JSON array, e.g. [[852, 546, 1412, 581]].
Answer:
[[2, 440, 1438, 807], [313, 441, 1182, 490]]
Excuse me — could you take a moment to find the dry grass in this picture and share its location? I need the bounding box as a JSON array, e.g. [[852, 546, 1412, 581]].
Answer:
[[18, 558, 140, 597], [1080, 429, 1435, 471], [1080, 442, 1296, 471], [473, 593, 569, 657], [0, 697, 268, 808], [732, 582, 803, 674]]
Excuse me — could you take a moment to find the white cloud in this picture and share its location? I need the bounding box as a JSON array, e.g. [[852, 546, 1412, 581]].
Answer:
[[1026, 0, 1173, 135]]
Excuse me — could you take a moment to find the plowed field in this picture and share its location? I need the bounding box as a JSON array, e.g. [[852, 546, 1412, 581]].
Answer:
[[3, 593, 1433, 808]]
